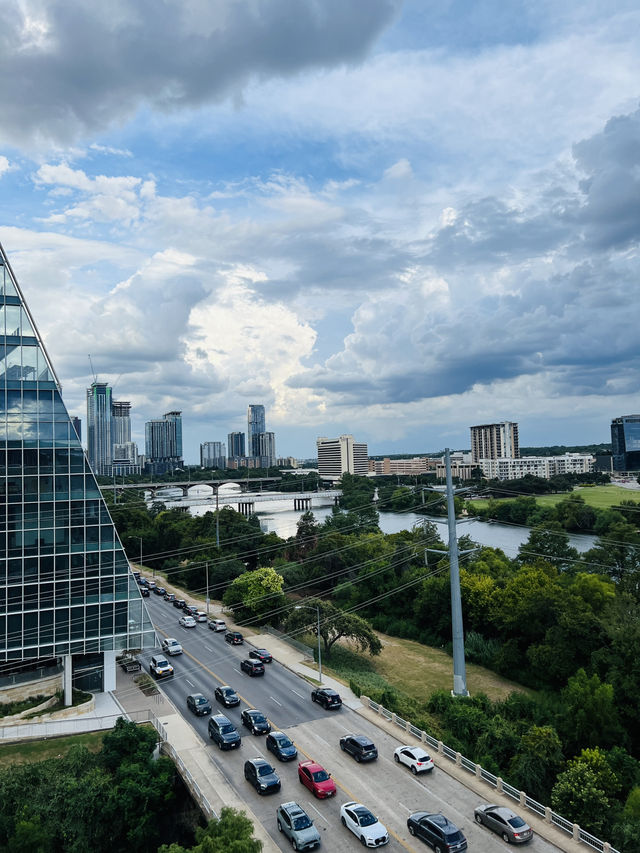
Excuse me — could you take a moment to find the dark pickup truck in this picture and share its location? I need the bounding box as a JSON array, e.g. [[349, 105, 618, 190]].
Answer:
[[118, 654, 141, 673]]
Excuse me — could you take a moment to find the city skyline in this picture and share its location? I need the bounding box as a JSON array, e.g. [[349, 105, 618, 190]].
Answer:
[[1, 1, 639, 459]]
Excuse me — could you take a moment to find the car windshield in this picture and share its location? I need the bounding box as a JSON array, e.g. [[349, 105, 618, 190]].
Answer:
[[220, 725, 235, 734], [157, 659, 169, 666], [258, 764, 274, 776], [222, 688, 234, 696], [277, 737, 293, 748], [252, 713, 266, 723], [293, 816, 312, 830], [312, 770, 329, 782], [445, 831, 464, 843], [356, 810, 376, 827], [508, 817, 526, 829], [195, 697, 207, 704]]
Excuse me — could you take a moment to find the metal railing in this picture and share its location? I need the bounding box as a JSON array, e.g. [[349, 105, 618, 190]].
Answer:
[[162, 741, 217, 822], [361, 696, 618, 853]]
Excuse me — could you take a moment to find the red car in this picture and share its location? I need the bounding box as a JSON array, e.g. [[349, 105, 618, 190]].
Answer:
[[297, 760, 337, 799]]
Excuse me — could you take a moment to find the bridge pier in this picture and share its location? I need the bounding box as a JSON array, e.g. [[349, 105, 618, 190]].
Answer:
[[293, 497, 311, 511], [238, 501, 255, 516]]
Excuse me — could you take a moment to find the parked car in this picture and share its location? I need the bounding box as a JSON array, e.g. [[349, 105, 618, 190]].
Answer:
[[161, 637, 183, 655], [394, 745, 434, 774], [276, 801, 321, 851], [149, 655, 173, 678], [173, 598, 186, 609], [474, 805, 533, 844], [241, 709, 271, 735], [195, 610, 208, 622], [297, 760, 336, 798], [208, 618, 226, 632], [407, 812, 467, 853], [154, 586, 166, 596], [179, 615, 196, 628], [249, 648, 272, 663], [244, 758, 281, 795], [266, 731, 298, 762], [340, 801, 389, 848], [214, 685, 240, 708], [140, 586, 150, 597], [164, 591, 176, 602], [187, 693, 212, 716], [208, 714, 241, 750], [311, 687, 342, 710], [241, 659, 265, 677], [340, 734, 378, 763], [225, 630, 244, 644]]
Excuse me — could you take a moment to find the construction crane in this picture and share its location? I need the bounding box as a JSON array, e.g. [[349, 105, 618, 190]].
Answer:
[[88, 354, 97, 383]]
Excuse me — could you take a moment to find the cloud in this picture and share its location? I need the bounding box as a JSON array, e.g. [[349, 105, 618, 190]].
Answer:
[[0, 0, 400, 147], [0, 155, 9, 176]]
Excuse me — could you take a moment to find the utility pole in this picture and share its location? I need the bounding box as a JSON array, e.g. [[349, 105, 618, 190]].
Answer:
[[445, 448, 469, 697], [205, 562, 210, 615], [215, 487, 220, 549]]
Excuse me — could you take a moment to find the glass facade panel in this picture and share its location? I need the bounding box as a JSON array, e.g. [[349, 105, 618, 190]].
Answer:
[[0, 246, 156, 663]]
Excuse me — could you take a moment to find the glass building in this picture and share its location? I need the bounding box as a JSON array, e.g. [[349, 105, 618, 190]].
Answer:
[[611, 415, 640, 472], [0, 243, 155, 694], [86, 381, 113, 476], [145, 411, 183, 475], [247, 404, 266, 458]]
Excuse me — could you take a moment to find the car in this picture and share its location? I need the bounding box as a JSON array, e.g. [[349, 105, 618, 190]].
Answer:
[[149, 655, 174, 678], [244, 758, 281, 795], [139, 577, 148, 587], [147, 581, 157, 591], [394, 745, 434, 774], [132, 570, 141, 580], [208, 618, 226, 632], [179, 615, 197, 628], [241, 709, 271, 735], [185, 604, 198, 616], [474, 805, 533, 844], [311, 687, 342, 710], [340, 801, 389, 848], [195, 610, 208, 622], [208, 714, 241, 750], [161, 637, 183, 655], [340, 734, 378, 762], [266, 731, 298, 762], [407, 812, 467, 853], [297, 760, 336, 798], [154, 586, 166, 595], [241, 659, 265, 677], [276, 801, 321, 851], [225, 630, 244, 644], [164, 592, 176, 602], [140, 586, 150, 597], [173, 598, 186, 609], [187, 693, 212, 716], [214, 685, 240, 708], [249, 648, 272, 663]]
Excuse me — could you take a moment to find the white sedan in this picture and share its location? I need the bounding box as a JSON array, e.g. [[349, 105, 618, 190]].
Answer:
[[179, 615, 197, 628], [161, 637, 183, 655], [340, 802, 389, 848], [393, 745, 435, 774]]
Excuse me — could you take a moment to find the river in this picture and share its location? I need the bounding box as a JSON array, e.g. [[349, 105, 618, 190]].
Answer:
[[176, 491, 597, 557]]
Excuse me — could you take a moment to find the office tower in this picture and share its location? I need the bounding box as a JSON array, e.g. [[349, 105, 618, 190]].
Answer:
[[86, 381, 113, 475], [112, 442, 141, 476], [316, 435, 369, 480], [247, 404, 266, 458], [257, 431, 276, 468], [145, 411, 183, 475], [228, 431, 245, 460], [611, 415, 640, 471], [0, 242, 155, 691], [200, 441, 226, 469], [71, 416, 81, 442], [470, 421, 519, 463], [111, 401, 132, 446]]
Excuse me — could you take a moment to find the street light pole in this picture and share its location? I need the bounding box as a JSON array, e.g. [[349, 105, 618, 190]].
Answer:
[[296, 604, 322, 684]]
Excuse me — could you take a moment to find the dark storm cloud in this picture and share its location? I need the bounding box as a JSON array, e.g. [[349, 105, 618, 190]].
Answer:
[[0, 0, 400, 146]]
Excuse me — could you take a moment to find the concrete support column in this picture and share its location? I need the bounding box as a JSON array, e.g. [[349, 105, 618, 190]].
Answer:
[[63, 654, 73, 706], [103, 650, 117, 692]]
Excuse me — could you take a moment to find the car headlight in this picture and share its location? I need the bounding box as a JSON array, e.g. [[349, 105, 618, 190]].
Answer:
[[259, 783, 267, 790]]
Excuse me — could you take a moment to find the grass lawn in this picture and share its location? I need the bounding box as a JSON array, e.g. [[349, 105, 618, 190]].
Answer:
[[470, 484, 635, 511], [0, 730, 106, 767]]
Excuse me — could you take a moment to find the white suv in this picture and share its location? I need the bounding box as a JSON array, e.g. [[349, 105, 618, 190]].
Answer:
[[150, 655, 174, 678], [161, 637, 183, 655], [208, 619, 226, 632]]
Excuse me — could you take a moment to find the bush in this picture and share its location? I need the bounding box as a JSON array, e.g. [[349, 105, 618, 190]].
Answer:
[[465, 632, 500, 668], [0, 694, 49, 718]]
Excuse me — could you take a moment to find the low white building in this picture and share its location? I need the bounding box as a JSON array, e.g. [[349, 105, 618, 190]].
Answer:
[[479, 453, 595, 480], [317, 435, 368, 480]]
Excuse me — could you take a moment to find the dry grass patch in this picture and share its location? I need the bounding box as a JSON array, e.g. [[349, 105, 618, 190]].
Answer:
[[0, 731, 106, 767]]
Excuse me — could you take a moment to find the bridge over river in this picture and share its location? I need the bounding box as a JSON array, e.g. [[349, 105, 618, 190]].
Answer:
[[147, 488, 342, 516]]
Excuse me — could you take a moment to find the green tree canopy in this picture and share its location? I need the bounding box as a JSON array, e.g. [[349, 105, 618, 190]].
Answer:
[[222, 567, 287, 625], [159, 807, 262, 853], [283, 597, 382, 656]]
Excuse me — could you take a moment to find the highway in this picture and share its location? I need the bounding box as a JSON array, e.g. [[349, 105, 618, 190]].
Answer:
[[141, 593, 561, 853]]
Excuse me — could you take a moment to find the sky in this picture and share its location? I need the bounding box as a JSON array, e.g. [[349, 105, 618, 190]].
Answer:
[[1, 0, 639, 463]]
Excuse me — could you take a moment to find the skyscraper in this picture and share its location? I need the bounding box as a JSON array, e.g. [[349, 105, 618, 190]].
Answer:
[[257, 431, 276, 468], [611, 415, 640, 471], [228, 431, 246, 460], [0, 242, 155, 692], [86, 381, 113, 475], [111, 400, 132, 446], [247, 404, 266, 458], [200, 441, 226, 469], [470, 421, 519, 463], [316, 435, 369, 480], [145, 411, 183, 474]]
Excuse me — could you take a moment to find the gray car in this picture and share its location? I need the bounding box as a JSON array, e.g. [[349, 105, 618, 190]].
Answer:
[[276, 801, 321, 851], [474, 805, 533, 844]]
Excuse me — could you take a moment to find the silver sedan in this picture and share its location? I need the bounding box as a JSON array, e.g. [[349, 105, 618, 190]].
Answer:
[[474, 804, 533, 843]]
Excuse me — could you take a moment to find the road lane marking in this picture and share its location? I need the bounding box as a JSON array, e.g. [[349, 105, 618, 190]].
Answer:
[[307, 802, 329, 824], [185, 678, 194, 687], [291, 689, 304, 699], [398, 802, 411, 813]]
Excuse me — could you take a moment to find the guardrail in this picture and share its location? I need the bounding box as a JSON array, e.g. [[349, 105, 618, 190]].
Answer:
[[162, 741, 217, 822], [361, 696, 618, 853]]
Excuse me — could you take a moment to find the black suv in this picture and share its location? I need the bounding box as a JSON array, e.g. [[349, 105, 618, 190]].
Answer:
[[214, 685, 240, 708], [244, 758, 281, 795], [339, 734, 378, 762], [407, 813, 467, 853], [241, 709, 271, 735], [241, 659, 265, 677], [225, 631, 244, 645], [173, 598, 186, 609], [311, 687, 342, 710], [208, 714, 241, 750], [187, 693, 211, 716]]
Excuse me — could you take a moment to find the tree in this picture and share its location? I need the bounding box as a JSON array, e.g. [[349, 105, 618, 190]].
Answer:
[[517, 523, 579, 572], [158, 807, 262, 853], [551, 748, 621, 835], [509, 725, 565, 802], [557, 669, 626, 756], [222, 567, 287, 624], [283, 598, 382, 656]]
